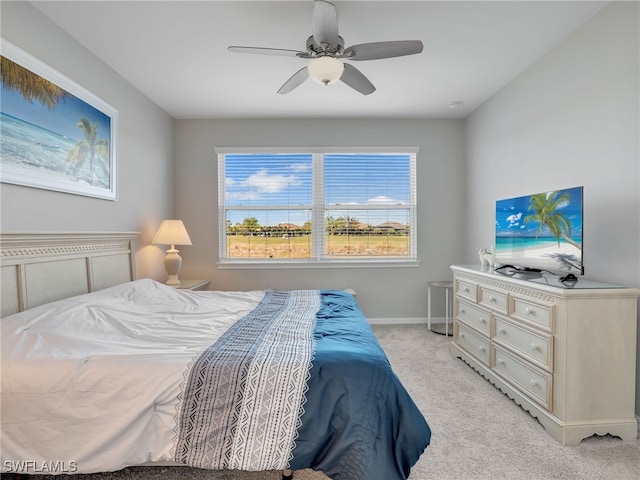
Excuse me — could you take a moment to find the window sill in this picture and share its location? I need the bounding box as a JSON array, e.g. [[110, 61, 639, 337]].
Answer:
[[218, 259, 421, 269]]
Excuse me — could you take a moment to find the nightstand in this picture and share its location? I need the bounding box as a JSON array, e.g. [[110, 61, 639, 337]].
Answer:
[[171, 279, 211, 291]]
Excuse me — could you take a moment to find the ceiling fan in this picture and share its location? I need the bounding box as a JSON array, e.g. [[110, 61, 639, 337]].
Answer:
[[228, 0, 423, 95]]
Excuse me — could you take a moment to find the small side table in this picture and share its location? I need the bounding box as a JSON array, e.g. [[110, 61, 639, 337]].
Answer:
[[171, 279, 211, 291], [427, 280, 454, 336]]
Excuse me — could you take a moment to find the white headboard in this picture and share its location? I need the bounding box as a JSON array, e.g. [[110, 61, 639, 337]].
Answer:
[[1, 232, 138, 317]]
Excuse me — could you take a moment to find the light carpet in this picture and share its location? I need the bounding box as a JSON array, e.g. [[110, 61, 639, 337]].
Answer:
[[8, 324, 639, 480]]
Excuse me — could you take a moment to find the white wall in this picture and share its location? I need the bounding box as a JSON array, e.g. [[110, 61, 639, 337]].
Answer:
[[0, 1, 176, 279], [175, 118, 465, 320], [464, 2, 640, 414]]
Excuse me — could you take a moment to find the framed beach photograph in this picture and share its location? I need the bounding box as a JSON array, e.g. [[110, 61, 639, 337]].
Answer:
[[1, 39, 117, 200]]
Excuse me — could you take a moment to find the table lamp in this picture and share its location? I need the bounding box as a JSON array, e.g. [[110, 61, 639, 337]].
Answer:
[[152, 220, 192, 285]]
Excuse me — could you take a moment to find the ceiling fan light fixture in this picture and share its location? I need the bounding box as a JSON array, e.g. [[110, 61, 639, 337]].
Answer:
[[307, 56, 344, 86]]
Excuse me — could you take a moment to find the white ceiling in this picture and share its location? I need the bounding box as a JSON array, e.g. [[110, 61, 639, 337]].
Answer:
[[32, 0, 609, 119]]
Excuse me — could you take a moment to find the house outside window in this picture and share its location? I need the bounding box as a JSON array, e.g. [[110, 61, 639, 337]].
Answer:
[[217, 148, 418, 267]]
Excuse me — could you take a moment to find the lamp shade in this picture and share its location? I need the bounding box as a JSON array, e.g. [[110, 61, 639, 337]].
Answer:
[[152, 220, 192, 246], [307, 56, 344, 86]]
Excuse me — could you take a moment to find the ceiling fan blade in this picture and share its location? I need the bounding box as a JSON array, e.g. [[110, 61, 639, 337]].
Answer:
[[340, 63, 375, 95], [228, 46, 307, 58], [277, 67, 310, 94], [312, 0, 340, 49], [343, 40, 424, 61]]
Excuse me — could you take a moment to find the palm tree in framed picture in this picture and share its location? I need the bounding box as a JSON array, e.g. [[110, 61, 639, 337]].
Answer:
[[67, 117, 109, 186]]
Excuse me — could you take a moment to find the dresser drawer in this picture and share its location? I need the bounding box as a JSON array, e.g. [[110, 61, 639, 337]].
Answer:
[[510, 296, 554, 331], [457, 300, 491, 335], [492, 345, 552, 410], [479, 286, 508, 314], [494, 316, 553, 372], [456, 323, 490, 365], [456, 279, 478, 302]]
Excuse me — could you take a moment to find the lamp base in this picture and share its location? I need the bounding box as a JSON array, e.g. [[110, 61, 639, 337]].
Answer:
[[164, 248, 182, 285]]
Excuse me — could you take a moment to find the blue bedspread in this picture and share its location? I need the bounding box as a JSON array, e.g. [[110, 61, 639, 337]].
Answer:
[[290, 291, 431, 480]]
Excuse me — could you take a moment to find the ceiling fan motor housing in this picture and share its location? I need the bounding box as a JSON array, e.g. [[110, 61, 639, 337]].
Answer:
[[306, 35, 344, 57]]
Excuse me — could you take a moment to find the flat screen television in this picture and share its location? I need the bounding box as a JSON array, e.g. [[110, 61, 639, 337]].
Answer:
[[494, 186, 584, 277]]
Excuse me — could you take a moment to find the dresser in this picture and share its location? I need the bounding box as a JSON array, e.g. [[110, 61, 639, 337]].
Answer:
[[449, 265, 639, 445]]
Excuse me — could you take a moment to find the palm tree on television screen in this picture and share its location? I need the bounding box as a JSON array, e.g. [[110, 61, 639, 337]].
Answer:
[[524, 191, 580, 249]]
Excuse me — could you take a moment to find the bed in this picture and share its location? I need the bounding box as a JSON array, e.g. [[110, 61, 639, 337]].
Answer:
[[1, 232, 431, 479]]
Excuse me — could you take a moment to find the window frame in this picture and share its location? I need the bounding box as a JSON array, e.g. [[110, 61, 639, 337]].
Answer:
[[217, 147, 420, 268]]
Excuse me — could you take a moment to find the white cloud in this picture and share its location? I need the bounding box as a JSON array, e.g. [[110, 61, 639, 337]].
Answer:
[[239, 169, 301, 193], [226, 191, 263, 202], [506, 212, 522, 227], [367, 195, 405, 205]]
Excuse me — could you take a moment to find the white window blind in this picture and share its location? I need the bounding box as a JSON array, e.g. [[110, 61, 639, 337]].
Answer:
[[322, 153, 416, 259], [218, 149, 417, 265]]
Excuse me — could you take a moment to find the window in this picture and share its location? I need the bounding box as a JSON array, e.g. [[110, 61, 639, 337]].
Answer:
[[218, 148, 417, 265]]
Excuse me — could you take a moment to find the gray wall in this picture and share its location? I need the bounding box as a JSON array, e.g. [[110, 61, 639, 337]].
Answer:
[[464, 2, 640, 414], [0, 1, 175, 279], [175, 118, 465, 320]]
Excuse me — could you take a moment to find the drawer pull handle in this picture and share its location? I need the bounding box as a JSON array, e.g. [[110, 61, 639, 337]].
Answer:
[[497, 358, 505, 366], [525, 307, 535, 316], [531, 343, 539, 351], [480, 317, 487, 324], [464, 287, 470, 292], [460, 309, 466, 315], [498, 327, 506, 334], [489, 296, 496, 303], [460, 333, 465, 339], [478, 346, 486, 352], [530, 379, 539, 387]]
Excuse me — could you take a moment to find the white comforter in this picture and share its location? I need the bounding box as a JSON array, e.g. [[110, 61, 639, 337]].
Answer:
[[1, 279, 265, 474]]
